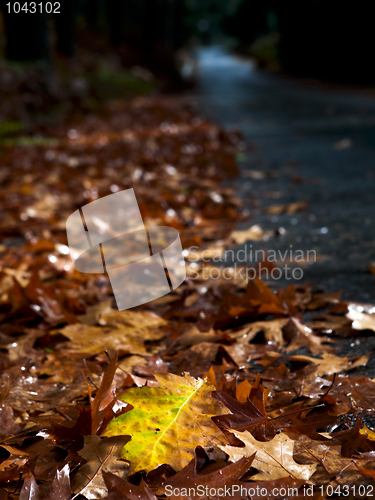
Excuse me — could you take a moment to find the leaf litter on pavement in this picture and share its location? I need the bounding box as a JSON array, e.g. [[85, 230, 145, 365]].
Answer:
[[0, 94, 374, 500]]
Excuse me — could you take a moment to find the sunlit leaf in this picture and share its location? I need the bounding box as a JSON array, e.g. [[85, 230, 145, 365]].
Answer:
[[103, 373, 229, 473]]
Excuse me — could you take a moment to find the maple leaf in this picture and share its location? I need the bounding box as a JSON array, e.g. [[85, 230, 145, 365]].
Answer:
[[220, 430, 317, 481], [212, 374, 273, 441], [102, 373, 230, 473], [72, 435, 130, 500]]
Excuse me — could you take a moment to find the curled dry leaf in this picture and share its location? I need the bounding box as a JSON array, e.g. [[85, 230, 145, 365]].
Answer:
[[88, 353, 132, 435]]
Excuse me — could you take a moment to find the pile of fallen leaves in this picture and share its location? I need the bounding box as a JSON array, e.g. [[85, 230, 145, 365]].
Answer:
[[0, 96, 375, 499]]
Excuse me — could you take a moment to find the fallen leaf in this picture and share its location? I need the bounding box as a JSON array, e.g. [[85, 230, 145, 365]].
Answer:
[[103, 373, 229, 473], [20, 473, 40, 500], [231, 225, 264, 244], [103, 472, 157, 500], [347, 308, 375, 332], [220, 430, 317, 481], [88, 353, 132, 434], [355, 462, 375, 480], [288, 352, 370, 377], [228, 319, 289, 346], [360, 425, 375, 441], [56, 309, 166, 357], [263, 201, 308, 215], [72, 435, 130, 500], [161, 447, 254, 500], [20, 465, 72, 500], [44, 464, 72, 500], [259, 351, 370, 377]]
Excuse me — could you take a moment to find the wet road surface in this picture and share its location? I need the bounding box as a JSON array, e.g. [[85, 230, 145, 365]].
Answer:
[[194, 47, 375, 303]]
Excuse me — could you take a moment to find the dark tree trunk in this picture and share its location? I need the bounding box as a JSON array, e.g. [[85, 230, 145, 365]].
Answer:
[[106, 0, 125, 47], [54, 0, 77, 57], [1, 0, 49, 61], [143, 0, 158, 60], [173, 0, 186, 50]]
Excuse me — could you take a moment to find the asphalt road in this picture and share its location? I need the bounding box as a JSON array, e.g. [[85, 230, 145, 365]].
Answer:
[[194, 47, 375, 304]]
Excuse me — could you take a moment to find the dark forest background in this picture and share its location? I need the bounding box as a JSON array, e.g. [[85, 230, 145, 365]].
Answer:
[[0, 0, 374, 83]]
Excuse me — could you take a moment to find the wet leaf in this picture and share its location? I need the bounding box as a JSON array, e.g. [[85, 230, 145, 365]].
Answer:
[[72, 435, 131, 499], [103, 472, 157, 500], [56, 310, 166, 357], [221, 431, 317, 481], [161, 448, 254, 500], [103, 373, 229, 473]]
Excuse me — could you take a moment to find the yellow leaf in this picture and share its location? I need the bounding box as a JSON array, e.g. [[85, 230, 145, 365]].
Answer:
[[235, 379, 252, 402], [102, 373, 229, 473], [360, 425, 375, 441]]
